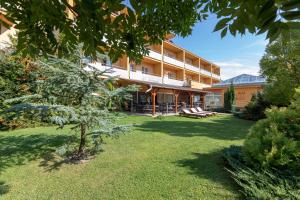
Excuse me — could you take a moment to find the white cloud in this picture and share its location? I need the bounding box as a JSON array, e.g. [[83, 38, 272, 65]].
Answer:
[[243, 39, 268, 49], [214, 60, 260, 80]]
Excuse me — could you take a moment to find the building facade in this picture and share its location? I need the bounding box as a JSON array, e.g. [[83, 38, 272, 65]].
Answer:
[[204, 74, 266, 110]]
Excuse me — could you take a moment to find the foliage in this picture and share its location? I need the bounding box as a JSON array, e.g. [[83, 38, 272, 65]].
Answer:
[[1, 0, 300, 60], [223, 83, 235, 112], [0, 52, 40, 129], [206, 0, 300, 41], [223, 146, 300, 199], [243, 91, 300, 173], [260, 30, 300, 106], [241, 92, 270, 121], [4, 50, 137, 159]]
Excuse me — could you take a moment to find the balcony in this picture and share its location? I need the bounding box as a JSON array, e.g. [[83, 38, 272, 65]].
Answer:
[[200, 69, 212, 77], [147, 50, 162, 61], [130, 71, 162, 83], [87, 63, 128, 79], [185, 63, 199, 73], [163, 55, 184, 68], [163, 77, 184, 86], [212, 73, 221, 79]]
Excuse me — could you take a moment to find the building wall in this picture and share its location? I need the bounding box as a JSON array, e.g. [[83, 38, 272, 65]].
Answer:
[[205, 85, 264, 108]]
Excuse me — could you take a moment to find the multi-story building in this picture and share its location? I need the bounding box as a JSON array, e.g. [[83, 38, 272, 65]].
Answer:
[[0, 9, 221, 116], [87, 32, 221, 115]]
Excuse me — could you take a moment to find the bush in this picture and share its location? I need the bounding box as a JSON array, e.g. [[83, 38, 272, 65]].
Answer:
[[243, 91, 300, 173], [241, 92, 270, 121], [223, 146, 300, 199]]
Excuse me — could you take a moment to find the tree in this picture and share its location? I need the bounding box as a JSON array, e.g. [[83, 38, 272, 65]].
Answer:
[[260, 30, 300, 106], [224, 83, 235, 112], [4, 49, 137, 159], [1, 0, 299, 60]]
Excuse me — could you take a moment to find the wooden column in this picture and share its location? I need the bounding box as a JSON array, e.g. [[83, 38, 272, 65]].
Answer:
[[210, 64, 213, 85], [198, 59, 201, 83], [151, 89, 157, 116], [174, 91, 180, 113], [189, 92, 194, 108]]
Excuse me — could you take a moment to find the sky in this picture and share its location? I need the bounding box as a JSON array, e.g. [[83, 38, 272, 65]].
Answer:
[[172, 15, 268, 80]]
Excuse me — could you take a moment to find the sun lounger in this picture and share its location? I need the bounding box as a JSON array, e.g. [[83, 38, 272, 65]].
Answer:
[[181, 108, 207, 118], [196, 107, 217, 115], [190, 108, 213, 116]]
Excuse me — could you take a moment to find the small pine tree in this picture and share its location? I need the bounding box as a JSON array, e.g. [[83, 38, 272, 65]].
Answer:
[[4, 49, 137, 160], [224, 83, 235, 112]]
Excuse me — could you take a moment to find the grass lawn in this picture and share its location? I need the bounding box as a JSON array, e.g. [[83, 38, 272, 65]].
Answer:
[[0, 114, 254, 200]]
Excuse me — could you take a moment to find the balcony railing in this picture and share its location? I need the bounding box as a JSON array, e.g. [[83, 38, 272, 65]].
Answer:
[[163, 77, 184, 86], [212, 73, 221, 79], [200, 68, 212, 77], [163, 55, 184, 68], [130, 71, 162, 83], [87, 63, 128, 79], [147, 50, 162, 60], [185, 63, 199, 73]]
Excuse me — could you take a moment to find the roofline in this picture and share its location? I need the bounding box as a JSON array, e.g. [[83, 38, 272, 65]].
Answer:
[[211, 82, 266, 88]]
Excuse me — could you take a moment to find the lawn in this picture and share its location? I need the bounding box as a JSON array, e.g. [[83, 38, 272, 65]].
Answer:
[[0, 114, 254, 200]]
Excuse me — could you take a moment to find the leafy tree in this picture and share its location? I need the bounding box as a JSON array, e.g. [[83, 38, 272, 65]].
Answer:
[[4, 50, 137, 159], [224, 83, 235, 112], [1, 0, 299, 60], [260, 30, 300, 106]]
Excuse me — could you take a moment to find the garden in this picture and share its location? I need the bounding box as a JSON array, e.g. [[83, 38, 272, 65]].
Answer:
[[1, 1, 300, 199], [0, 115, 253, 200]]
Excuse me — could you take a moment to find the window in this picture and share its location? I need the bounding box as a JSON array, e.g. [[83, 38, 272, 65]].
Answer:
[[130, 64, 135, 71], [142, 66, 148, 74], [167, 72, 176, 79]]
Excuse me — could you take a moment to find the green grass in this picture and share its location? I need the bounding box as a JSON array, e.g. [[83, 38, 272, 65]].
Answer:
[[0, 115, 254, 200]]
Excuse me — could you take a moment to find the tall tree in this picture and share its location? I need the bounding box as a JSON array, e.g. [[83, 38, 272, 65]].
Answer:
[[260, 30, 300, 106], [224, 83, 235, 112], [1, 0, 299, 60], [4, 49, 137, 159]]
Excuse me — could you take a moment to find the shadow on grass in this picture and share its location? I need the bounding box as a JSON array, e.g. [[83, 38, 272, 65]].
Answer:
[[0, 181, 9, 195], [0, 133, 74, 173], [176, 150, 241, 198], [136, 116, 253, 140]]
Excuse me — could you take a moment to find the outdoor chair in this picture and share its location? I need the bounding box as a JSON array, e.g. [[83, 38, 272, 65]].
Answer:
[[190, 107, 213, 116], [196, 107, 217, 115], [180, 108, 207, 118]]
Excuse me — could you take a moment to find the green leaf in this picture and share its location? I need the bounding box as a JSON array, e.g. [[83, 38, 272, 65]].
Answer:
[[214, 18, 231, 32], [281, 0, 300, 11], [281, 11, 300, 21], [258, 0, 275, 18], [221, 27, 228, 38]]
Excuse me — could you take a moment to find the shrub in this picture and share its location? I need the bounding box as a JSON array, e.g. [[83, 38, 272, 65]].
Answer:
[[243, 90, 300, 173], [223, 146, 300, 199], [241, 92, 270, 121]]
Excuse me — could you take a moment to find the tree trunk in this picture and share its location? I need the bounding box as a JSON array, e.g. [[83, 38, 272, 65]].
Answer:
[[78, 123, 86, 155]]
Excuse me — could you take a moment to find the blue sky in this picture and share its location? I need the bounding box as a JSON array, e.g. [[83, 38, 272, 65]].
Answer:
[[173, 15, 268, 80]]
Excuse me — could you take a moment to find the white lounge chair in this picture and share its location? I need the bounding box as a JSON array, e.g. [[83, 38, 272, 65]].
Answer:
[[196, 107, 217, 115], [181, 108, 207, 118], [191, 107, 213, 116]]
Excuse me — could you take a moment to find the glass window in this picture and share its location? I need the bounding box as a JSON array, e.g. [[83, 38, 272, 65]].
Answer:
[[142, 66, 148, 74]]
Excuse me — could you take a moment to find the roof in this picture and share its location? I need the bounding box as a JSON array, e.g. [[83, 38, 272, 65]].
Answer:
[[120, 78, 208, 93], [212, 74, 266, 87]]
